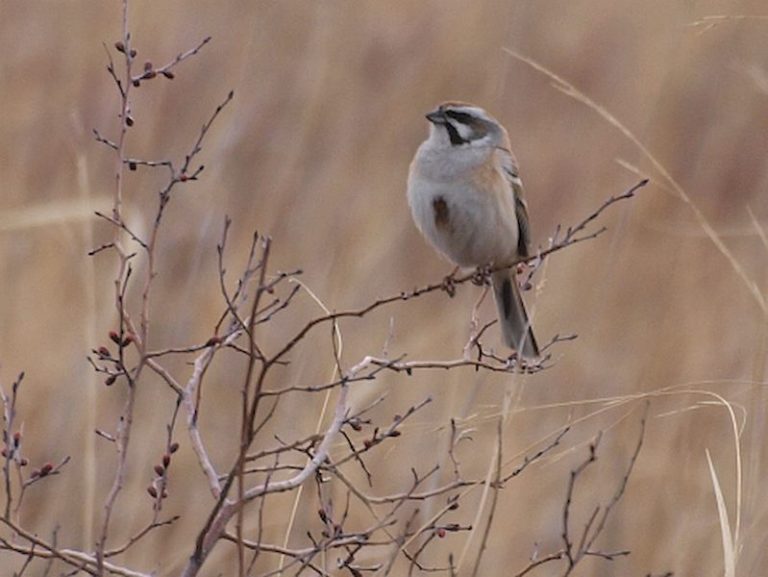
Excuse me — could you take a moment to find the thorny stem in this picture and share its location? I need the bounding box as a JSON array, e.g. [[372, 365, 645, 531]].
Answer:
[[182, 385, 349, 577], [95, 3, 136, 574], [93, 2, 225, 574], [1, 373, 23, 520]]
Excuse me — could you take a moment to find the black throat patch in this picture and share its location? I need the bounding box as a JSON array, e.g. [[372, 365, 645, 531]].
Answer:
[[444, 122, 468, 146]]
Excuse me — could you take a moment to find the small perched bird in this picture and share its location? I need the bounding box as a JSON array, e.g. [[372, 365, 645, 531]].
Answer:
[[407, 101, 539, 358]]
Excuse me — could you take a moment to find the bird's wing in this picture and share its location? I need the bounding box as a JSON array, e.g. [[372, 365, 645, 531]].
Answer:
[[497, 147, 533, 259]]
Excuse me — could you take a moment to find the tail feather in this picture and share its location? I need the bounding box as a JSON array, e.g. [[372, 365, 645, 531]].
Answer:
[[491, 270, 539, 359]]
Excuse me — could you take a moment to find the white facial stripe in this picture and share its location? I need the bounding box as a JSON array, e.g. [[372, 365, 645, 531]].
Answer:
[[452, 120, 475, 142]]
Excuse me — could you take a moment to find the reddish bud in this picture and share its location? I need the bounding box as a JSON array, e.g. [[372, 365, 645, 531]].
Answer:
[[19, 458, 28, 467], [179, 173, 188, 182], [114, 41, 125, 53], [122, 333, 135, 346], [436, 527, 446, 538], [204, 336, 221, 347], [13, 431, 21, 446], [109, 330, 121, 344], [144, 61, 153, 72], [448, 502, 459, 510], [349, 420, 363, 432], [129, 49, 137, 58], [105, 375, 117, 386], [393, 414, 402, 422], [129, 161, 137, 171], [162, 453, 171, 467], [318, 508, 327, 522], [1, 448, 7, 458], [132, 79, 140, 87], [98, 346, 111, 357], [388, 430, 402, 437], [30, 470, 40, 479], [169, 442, 180, 453], [161, 70, 175, 79], [154, 464, 165, 476], [144, 71, 157, 79], [147, 485, 158, 498], [363, 439, 373, 449], [40, 463, 53, 476]]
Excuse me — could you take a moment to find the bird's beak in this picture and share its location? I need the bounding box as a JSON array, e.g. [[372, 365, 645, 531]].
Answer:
[[425, 107, 446, 124]]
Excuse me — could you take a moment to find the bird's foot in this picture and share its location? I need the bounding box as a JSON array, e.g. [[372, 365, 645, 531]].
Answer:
[[471, 265, 492, 287], [441, 267, 459, 297]]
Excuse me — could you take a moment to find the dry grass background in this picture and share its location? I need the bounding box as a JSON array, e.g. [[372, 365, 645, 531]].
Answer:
[[2, 0, 768, 575]]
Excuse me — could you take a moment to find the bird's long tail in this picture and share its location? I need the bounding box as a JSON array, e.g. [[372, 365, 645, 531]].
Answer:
[[491, 269, 539, 359]]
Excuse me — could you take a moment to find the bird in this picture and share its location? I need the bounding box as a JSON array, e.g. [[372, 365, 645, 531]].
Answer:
[[406, 101, 539, 359]]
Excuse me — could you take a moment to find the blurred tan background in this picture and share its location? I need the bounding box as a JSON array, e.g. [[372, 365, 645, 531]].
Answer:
[[2, 0, 768, 575]]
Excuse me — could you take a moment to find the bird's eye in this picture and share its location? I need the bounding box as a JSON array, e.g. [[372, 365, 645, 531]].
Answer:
[[444, 110, 475, 125]]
